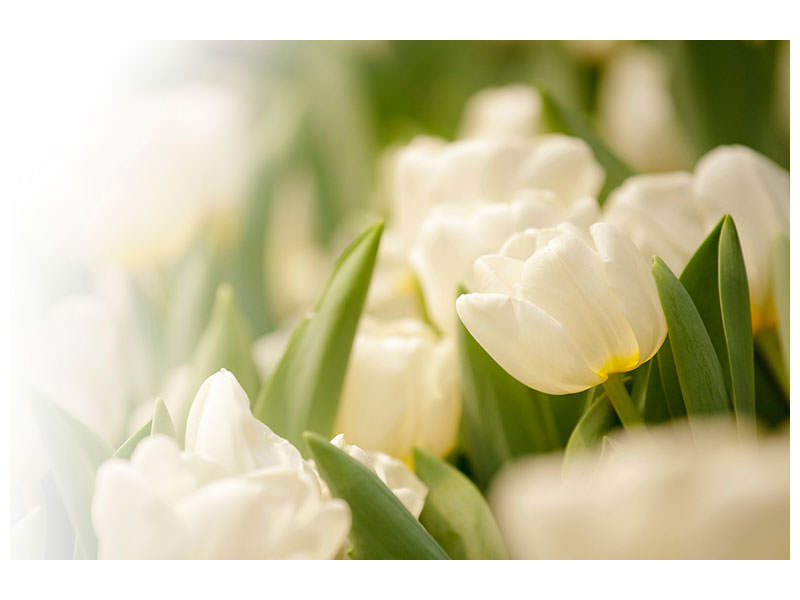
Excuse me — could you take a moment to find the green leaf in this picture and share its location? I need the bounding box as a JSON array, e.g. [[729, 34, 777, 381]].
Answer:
[[630, 361, 652, 414], [656, 339, 686, 418], [538, 87, 635, 203], [652, 257, 730, 419], [679, 218, 728, 383], [718, 216, 756, 430], [193, 284, 261, 401], [663, 40, 787, 168], [113, 419, 152, 459], [150, 398, 176, 438], [30, 392, 112, 560], [163, 240, 217, 369], [564, 390, 618, 465], [168, 284, 262, 440], [304, 432, 449, 560], [754, 346, 790, 427], [457, 311, 560, 491], [773, 232, 789, 376], [643, 358, 671, 423], [254, 221, 384, 450], [413, 447, 508, 560]]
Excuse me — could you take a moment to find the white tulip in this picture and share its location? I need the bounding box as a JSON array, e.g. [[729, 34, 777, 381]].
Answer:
[[603, 172, 710, 275], [598, 45, 691, 172], [456, 222, 666, 395], [412, 191, 599, 333], [92, 370, 350, 559], [328, 434, 428, 519], [80, 84, 254, 266], [458, 84, 542, 140], [392, 135, 604, 247], [334, 317, 460, 462], [489, 419, 789, 559], [693, 145, 789, 331]]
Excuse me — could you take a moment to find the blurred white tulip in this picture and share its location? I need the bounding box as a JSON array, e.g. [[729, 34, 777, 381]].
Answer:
[[456, 222, 666, 394], [334, 317, 460, 461], [391, 135, 604, 247], [490, 419, 789, 559], [458, 84, 542, 140], [79, 83, 255, 266], [327, 435, 428, 518], [603, 172, 710, 275], [693, 145, 789, 331], [412, 192, 599, 333], [92, 370, 350, 559], [598, 45, 691, 172]]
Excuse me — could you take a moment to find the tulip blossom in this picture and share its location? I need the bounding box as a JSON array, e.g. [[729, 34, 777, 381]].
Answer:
[[458, 84, 542, 140], [490, 419, 789, 559], [92, 370, 351, 559], [598, 45, 691, 172], [603, 172, 710, 275], [411, 192, 599, 333], [693, 145, 789, 331], [391, 135, 604, 247], [456, 222, 666, 408], [334, 317, 460, 461], [327, 435, 428, 518]]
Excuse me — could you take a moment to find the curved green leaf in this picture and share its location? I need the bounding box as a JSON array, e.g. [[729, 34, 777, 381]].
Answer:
[[255, 221, 383, 451], [150, 398, 176, 438], [539, 87, 635, 203], [193, 284, 260, 402], [657, 338, 686, 419], [457, 310, 560, 491], [652, 257, 730, 419], [304, 432, 449, 560], [718, 216, 756, 430], [564, 391, 617, 465], [413, 447, 508, 560], [113, 419, 152, 459], [30, 392, 112, 559]]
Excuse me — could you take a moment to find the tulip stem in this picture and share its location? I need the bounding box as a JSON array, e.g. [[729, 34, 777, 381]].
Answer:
[[603, 373, 644, 430]]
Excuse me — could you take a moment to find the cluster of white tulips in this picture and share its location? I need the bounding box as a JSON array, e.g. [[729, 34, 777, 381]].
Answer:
[[12, 80, 789, 561]]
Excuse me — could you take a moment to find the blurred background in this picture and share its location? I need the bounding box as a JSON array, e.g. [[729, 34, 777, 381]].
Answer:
[[8, 40, 789, 556]]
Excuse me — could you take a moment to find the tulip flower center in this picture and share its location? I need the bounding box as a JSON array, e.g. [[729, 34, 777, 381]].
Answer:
[[597, 351, 640, 379]]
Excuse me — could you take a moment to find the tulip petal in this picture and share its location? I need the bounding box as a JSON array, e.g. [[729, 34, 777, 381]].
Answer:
[[456, 293, 602, 394], [518, 231, 639, 375], [590, 222, 667, 363]]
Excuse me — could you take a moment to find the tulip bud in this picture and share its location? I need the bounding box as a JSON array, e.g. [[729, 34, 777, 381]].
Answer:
[[489, 419, 789, 559], [456, 222, 666, 394], [603, 172, 710, 275], [328, 434, 428, 518], [92, 370, 350, 559], [693, 145, 789, 331], [458, 84, 542, 140], [334, 317, 460, 461], [412, 192, 599, 333]]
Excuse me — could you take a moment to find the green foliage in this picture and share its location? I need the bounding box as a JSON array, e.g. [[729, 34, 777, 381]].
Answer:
[[150, 399, 177, 438], [718, 217, 756, 430], [652, 257, 731, 420], [30, 392, 112, 559], [255, 222, 383, 451], [413, 448, 508, 560], [457, 306, 560, 491], [304, 432, 449, 560], [564, 391, 618, 465]]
